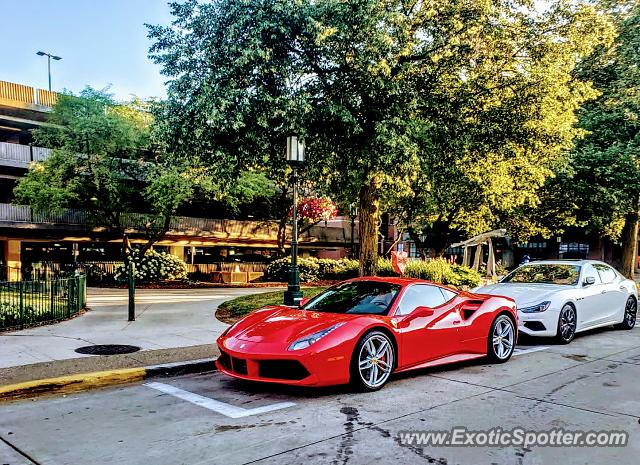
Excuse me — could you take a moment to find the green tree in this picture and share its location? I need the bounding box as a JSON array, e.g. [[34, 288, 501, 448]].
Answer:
[[570, 0, 640, 277], [383, 1, 612, 257], [14, 87, 214, 252], [148, 0, 610, 275]]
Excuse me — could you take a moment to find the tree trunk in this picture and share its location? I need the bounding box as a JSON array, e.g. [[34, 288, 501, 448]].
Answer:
[[358, 175, 382, 276], [620, 208, 639, 278], [407, 226, 427, 260]]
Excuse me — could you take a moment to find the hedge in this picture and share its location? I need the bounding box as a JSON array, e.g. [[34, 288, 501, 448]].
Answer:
[[267, 256, 481, 287]]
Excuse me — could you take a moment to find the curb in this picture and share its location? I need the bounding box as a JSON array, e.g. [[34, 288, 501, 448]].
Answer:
[[0, 358, 217, 401]]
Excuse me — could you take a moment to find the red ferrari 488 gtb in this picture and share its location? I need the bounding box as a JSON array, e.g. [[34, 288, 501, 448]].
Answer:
[[216, 277, 517, 391]]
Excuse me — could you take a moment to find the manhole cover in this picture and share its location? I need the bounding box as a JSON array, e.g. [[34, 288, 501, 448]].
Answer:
[[74, 344, 141, 355]]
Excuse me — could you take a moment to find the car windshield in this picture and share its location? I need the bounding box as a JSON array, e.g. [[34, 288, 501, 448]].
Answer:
[[303, 281, 402, 315], [502, 264, 581, 285]]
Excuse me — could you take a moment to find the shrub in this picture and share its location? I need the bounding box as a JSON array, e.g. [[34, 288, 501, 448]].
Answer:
[[115, 249, 188, 283], [265, 256, 481, 287], [404, 258, 455, 283], [266, 257, 321, 282], [376, 258, 397, 277], [449, 264, 483, 287], [317, 258, 359, 280], [375, 257, 482, 288]]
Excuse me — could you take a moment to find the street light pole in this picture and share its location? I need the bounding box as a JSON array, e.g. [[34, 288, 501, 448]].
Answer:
[[284, 136, 305, 306], [36, 51, 62, 92], [123, 235, 136, 321]]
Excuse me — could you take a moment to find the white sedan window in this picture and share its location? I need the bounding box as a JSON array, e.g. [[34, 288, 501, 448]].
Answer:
[[593, 264, 617, 284], [583, 265, 601, 285]]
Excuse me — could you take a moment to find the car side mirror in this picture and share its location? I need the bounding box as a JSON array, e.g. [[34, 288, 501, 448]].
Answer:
[[583, 276, 596, 286], [298, 297, 310, 307], [413, 305, 434, 317]]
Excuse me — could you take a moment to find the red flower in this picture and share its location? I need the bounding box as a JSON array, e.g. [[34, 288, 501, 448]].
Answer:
[[290, 196, 338, 222]]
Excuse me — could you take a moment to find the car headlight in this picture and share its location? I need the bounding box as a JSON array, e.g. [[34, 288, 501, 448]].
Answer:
[[287, 323, 345, 351], [518, 301, 551, 313]]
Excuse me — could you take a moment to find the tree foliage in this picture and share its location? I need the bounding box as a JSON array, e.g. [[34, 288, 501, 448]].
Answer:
[[14, 88, 209, 250], [569, 0, 640, 275], [148, 0, 612, 273]]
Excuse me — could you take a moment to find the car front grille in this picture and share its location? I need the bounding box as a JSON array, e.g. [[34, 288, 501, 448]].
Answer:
[[217, 350, 231, 370], [231, 356, 248, 375], [258, 360, 310, 380]]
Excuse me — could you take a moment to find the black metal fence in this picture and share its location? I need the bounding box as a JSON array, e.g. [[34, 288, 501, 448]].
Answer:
[[0, 275, 87, 331]]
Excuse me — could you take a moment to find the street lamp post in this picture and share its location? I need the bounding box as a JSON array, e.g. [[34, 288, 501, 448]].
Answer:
[[283, 136, 305, 306], [36, 51, 62, 92]]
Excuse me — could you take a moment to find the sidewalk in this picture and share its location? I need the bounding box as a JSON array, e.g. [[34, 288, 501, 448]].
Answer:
[[0, 287, 280, 385]]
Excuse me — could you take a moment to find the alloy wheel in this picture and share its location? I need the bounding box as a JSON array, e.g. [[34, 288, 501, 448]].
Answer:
[[625, 297, 637, 327], [358, 333, 394, 389], [559, 305, 576, 342], [492, 315, 515, 360]]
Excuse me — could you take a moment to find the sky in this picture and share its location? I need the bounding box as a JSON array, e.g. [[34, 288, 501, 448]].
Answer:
[[0, 0, 173, 101]]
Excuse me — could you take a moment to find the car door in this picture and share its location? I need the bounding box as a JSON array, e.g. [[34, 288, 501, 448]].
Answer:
[[574, 264, 606, 329], [593, 264, 627, 323], [392, 284, 460, 368]]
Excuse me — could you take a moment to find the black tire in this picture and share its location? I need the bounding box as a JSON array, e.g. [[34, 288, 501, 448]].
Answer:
[[350, 330, 395, 392], [555, 304, 577, 344], [615, 296, 637, 330], [487, 314, 516, 363]]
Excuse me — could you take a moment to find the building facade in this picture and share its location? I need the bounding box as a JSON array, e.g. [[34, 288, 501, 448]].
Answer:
[[0, 80, 359, 280]]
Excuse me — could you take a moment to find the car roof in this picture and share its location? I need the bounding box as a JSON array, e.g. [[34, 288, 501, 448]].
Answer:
[[522, 259, 610, 267]]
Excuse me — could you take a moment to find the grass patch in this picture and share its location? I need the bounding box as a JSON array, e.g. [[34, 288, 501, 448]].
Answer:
[[216, 287, 328, 324]]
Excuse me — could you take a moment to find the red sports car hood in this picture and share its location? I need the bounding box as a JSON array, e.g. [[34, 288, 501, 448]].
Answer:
[[231, 306, 355, 344]]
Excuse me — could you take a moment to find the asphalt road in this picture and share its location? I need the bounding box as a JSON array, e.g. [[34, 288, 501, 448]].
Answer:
[[1, 326, 640, 465]]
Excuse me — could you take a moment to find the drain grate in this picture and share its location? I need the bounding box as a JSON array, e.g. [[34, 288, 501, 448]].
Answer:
[[74, 344, 141, 355]]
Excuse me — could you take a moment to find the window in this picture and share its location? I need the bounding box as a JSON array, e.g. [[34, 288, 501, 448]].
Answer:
[[303, 281, 401, 315], [593, 264, 617, 284], [582, 265, 601, 285], [395, 285, 455, 316], [502, 264, 581, 285]]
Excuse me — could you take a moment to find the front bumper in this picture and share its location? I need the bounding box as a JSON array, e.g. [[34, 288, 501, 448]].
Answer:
[[215, 336, 352, 387], [517, 308, 560, 337]]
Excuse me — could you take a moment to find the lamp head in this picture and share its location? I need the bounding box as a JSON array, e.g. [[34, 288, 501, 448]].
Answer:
[[286, 136, 305, 166]]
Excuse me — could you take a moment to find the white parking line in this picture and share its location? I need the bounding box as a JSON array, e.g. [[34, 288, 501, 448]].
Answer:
[[144, 381, 296, 418], [513, 346, 549, 356]]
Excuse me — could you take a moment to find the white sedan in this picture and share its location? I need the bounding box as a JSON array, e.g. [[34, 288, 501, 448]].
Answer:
[[475, 260, 637, 343]]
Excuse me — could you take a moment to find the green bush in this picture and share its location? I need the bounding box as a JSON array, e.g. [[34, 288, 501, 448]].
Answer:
[[267, 257, 359, 282], [317, 258, 360, 280], [265, 256, 481, 287], [376, 258, 397, 277], [377, 257, 481, 287], [403, 258, 454, 283], [0, 302, 40, 328], [115, 249, 188, 283], [449, 264, 483, 287], [266, 257, 321, 282]]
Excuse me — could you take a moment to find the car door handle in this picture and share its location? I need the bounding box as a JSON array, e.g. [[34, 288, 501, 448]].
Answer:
[[601, 290, 608, 294], [620, 285, 627, 291], [453, 320, 461, 325]]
